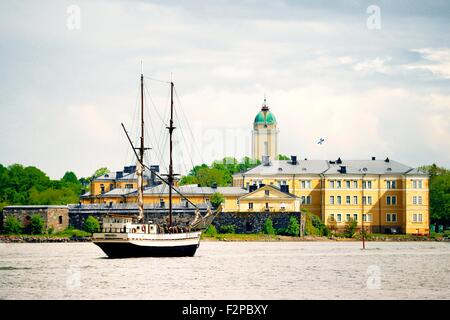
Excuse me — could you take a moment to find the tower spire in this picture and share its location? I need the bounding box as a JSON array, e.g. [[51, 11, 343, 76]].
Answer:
[[262, 94, 269, 111]]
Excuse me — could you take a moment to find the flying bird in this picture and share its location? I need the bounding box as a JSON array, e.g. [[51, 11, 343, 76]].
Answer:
[[317, 138, 325, 145]]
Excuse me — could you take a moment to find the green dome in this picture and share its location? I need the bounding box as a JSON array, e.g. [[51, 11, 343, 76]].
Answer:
[[254, 110, 276, 125]]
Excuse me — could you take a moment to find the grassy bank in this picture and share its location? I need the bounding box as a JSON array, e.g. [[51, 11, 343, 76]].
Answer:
[[0, 228, 92, 242]]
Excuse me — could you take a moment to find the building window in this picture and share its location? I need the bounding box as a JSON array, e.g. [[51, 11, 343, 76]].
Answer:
[[363, 214, 367, 222], [412, 180, 423, 189], [248, 203, 253, 209], [160, 198, 165, 208], [353, 213, 358, 221], [392, 196, 397, 205], [353, 181, 358, 188], [346, 214, 351, 222], [301, 180, 311, 189], [337, 214, 342, 222], [336, 180, 342, 189], [337, 196, 342, 205], [386, 213, 397, 223], [386, 180, 396, 189], [346, 196, 351, 205], [265, 202, 269, 209], [412, 213, 423, 222], [58, 216, 63, 224], [418, 196, 422, 205], [346, 181, 351, 189], [362, 181, 366, 189], [368, 196, 372, 205], [330, 196, 334, 205], [353, 196, 358, 205], [386, 196, 391, 205], [363, 214, 373, 222], [125, 184, 133, 189], [413, 196, 417, 205], [301, 196, 306, 204], [329, 214, 335, 221], [306, 196, 311, 205], [329, 181, 335, 189], [362, 196, 366, 205], [265, 190, 270, 196], [100, 184, 105, 194]]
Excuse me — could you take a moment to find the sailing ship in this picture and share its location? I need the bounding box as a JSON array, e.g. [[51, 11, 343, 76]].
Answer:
[[92, 73, 219, 258]]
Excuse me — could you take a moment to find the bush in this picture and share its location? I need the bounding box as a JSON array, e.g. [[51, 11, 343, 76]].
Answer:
[[83, 216, 100, 234], [219, 225, 236, 234], [210, 192, 225, 209], [344, 218, 358, 238], [285, 216, 300, 236], [54, 228, 91, 238], [304, 211, 327, 236], [47, 227, 54, 235], [263, 218, 276, 235], [204, 224, 218, 236], [29, 214, 44, 235], [4, 216, 23, 234]]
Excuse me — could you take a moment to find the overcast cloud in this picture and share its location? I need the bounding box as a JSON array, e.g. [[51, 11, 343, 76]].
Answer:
[[0, 0, 449, 179]]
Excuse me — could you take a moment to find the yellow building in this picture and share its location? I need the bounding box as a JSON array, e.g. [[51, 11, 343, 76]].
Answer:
[[81, 182, 248, 212], [233, 156, 429, 235]]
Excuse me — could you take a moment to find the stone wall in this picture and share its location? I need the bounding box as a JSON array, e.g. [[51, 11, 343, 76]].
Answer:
[[213, 212, 303, 234], [2, 206, 69, 232], [67, 205, 303, 234]]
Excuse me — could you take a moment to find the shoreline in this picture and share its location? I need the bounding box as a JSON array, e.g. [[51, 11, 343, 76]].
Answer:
[[1, 234, 447, 243]]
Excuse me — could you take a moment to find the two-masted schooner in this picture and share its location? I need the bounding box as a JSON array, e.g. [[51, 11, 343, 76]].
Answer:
[[92, 73, 219, 258]]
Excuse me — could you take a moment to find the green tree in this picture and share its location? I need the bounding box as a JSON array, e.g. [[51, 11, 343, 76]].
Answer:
[[286, 216, 300, 236], [344, 218, 357, 238], [83, 216, 100, 234], [29, 214, 45, 235], [219, 225, 236, 234], [196, 167, 228, 187], [210, 192, 225, 209], [263, 218, 276, 235], [419, 164, 450, 226], [61, 171, 79, 184], [179, 175, 198, 186], [3, 216, 23, 234], [92, 167, 110, 179], [276, 154, 290, 160], [204, 224, 218, 236]]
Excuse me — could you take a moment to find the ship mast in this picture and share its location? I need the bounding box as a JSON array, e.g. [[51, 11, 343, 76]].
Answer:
[[167, 82, 175, 228], [136, 73, 145, 221]]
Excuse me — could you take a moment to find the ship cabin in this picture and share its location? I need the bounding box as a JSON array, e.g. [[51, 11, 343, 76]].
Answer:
[[101, 215, 158, 234]]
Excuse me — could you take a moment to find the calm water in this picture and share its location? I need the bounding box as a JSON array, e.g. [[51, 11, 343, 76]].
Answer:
[[0, 241, 449, 299]]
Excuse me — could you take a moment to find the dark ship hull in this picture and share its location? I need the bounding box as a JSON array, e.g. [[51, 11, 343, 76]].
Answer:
[[94, 241, 199, 258]]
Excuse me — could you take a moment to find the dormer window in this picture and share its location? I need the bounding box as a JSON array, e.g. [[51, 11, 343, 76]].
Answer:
[[265, 190, 270, 196]]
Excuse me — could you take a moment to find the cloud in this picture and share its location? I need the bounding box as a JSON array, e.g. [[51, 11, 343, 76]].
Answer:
[[406, 48, 450, 79]]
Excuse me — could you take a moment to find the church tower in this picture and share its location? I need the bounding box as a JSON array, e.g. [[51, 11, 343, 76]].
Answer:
[[252, 98, 279, 161]]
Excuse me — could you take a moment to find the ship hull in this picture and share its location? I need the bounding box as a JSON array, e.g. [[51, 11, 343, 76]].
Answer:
[[94, 241, 199, 258]]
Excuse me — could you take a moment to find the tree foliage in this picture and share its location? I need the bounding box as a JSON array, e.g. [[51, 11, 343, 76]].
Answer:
[[344, 218, 358, 238], [276, 154, 290, 160], [179, 157, 260, 187], [29, 214, 45, 235], [83, 216, 100, 234], [419, 164, 450, 226], [0, 164, 111, 208], [4, 215, 23, 234], [210, 192, 225, 209], [263, 218, 276, 235]]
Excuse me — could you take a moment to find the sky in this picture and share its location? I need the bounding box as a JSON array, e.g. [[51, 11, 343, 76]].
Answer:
[[0, 0, 449, 179]]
